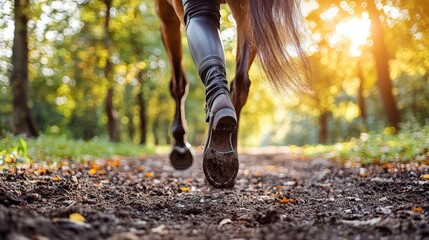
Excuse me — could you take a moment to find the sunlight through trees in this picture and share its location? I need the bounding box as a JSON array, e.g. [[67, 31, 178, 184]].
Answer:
[[0, 0, 428, 146]]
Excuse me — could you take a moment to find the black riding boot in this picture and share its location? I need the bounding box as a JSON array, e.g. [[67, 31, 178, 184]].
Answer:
[[183, 0, 238, 188]]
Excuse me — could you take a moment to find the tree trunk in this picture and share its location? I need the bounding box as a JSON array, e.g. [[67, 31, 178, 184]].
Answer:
[[105, 88, 120, 141], [153, 120, 159, 145], [10, 0, 38, 137], [319, 111, 328, 144], [357, 59, 367, 125], [137, 83, 147, 145], [123, 84, 135, 141], [103, 0, 120, 142], [367, 1, 401, 129], [165, 123, 171, 145]]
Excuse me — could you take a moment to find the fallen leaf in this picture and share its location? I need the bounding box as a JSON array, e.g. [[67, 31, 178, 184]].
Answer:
[[34, 167, 47, 175], [379, 197, 388, 201], [69, 213, 85, 222], [381, 163, 395, 170], [151, 224, 167, 234], [91, 163, 101, 170], [5, 155, 15, 163], [285, 181, 297, 186], [88, 168, 97, 175], [421, 174, 429, 180], [52, 176, 61, 181], [218, 218, 232, 227], [145, 172, 153, 177], [279, 196, 295, 204], [136, 166, 144, 172], [358, 168, 368, 177], [344, 161, 358, 168], [180, 186, 190, 192], [412, 207, 423, 213], [107, 159, 120, 167]]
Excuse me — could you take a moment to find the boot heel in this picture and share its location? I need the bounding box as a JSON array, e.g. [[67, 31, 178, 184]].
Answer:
[[212, 108, 237, 132], [203, 107, 238, 188]]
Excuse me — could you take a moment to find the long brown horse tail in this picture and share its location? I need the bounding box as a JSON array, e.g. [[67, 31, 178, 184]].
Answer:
[[248, 0, 310, 91]]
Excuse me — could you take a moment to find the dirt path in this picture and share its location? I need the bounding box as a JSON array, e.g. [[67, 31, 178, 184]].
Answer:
[[1, 150, 428, 239]]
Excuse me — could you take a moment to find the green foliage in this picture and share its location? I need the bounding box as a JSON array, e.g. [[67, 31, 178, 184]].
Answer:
[[0, 134, 154, 166], [0, 136, 29, 167], [303, 121, 429, 165], [1, 0, 429, 147]]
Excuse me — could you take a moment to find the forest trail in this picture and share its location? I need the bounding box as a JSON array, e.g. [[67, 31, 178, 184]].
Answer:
[[1, 149, 428, 239]]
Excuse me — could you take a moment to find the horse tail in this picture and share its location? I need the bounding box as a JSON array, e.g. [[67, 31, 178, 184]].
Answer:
[[248, 0, 310, 91]]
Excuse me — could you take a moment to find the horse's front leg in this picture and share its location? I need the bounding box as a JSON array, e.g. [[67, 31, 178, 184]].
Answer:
[[169, 75, 193, 170], [157, 0, 193, 170]]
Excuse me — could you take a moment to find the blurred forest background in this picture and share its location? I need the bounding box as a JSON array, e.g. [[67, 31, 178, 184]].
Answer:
[[0, 0, 428, 148]]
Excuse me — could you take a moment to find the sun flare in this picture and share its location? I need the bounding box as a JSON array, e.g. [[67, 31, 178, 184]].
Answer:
[[330, 14, 371, 57]]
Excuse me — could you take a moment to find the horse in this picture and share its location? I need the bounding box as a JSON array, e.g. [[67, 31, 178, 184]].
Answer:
[[155, 0, 308, 188]]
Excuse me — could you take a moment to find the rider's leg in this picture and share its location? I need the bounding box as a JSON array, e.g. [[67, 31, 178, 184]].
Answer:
[[182, 0, 233, 118], [183, 0, 238, 188]]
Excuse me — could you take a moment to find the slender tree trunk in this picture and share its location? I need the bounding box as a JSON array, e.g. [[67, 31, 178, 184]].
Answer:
[[103, 0, 120, 142], [106, 88, 120, 141], [137, 77, 147, 145], [10, 0, 38, 137], [367, 1, 401, 129], [357, 59, 367, 125], [319, 111, 328, 144], [128, 13, 147, 145], [153, 120, 159, 145], [123, 84, 135, 141], [126, 110, 135, 142], [165, 123, 171, 145], [411, 80, 418, 119]]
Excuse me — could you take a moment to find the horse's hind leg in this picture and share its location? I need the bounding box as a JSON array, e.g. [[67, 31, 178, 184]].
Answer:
[[156, 0, 193, 170], [228, 0, 257, 149]]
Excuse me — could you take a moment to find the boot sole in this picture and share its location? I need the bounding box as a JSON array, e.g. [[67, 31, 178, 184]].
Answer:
[[203, 108, 238, 188]]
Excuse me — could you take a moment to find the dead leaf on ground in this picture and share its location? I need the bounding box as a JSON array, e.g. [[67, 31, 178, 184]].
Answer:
[[34, 167, 47, 175], [69, 213, 86, 222], [412, 207, 423, 214], [107, 159, 120, 168], [218, 218, 232, 227], [52, 176, 61, 181], [136, 165, 144, 172], [151, 224, 167, 234], [88, 168, 97, 175], [358, 168, 368, 177], [279, 196, 295, 204], [91, 163, 101, 170]]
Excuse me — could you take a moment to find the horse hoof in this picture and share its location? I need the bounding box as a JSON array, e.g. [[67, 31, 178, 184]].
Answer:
[[203, 107, 239, 188], [169, 144, 194, 170]]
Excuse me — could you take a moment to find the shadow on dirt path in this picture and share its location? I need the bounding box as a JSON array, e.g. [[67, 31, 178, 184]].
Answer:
[[1, 149, 428, 239]]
